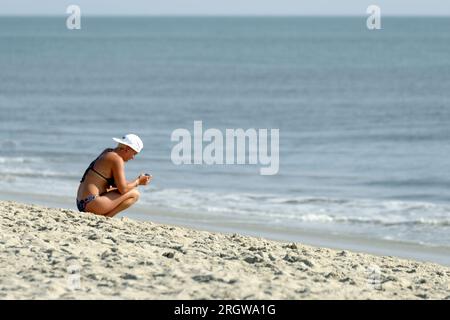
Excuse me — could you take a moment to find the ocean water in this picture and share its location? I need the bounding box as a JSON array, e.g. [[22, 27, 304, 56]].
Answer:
[[1, 17, 450, 251]]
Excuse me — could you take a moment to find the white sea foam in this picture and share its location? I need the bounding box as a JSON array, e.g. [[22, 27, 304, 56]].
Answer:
[[139, 188, 450, 228], [0, 156, 44, 164], [136, 188, 450, 246], [0, 167, 78, 179]]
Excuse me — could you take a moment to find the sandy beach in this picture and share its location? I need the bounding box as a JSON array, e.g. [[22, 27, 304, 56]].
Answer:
[[1, 200, 449, 300]]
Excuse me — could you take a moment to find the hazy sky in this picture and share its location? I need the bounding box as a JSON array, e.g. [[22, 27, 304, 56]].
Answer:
[[1, 0, 450, 16]]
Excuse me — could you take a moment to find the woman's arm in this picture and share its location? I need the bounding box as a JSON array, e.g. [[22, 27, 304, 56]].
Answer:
[[111, 157, 140, 194]]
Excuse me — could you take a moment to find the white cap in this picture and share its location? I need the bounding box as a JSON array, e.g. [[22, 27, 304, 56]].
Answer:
[[112, 134, 144, 153]]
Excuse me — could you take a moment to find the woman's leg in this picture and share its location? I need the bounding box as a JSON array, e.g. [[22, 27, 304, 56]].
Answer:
[[104, 193, 140, 217], [85, 189, 140, 217]]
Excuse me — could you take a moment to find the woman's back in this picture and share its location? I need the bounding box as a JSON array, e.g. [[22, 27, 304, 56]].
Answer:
[[77, 149, 115, 199]]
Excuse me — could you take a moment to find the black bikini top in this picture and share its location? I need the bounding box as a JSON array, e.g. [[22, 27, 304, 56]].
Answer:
[[80, 148, 116, 187]]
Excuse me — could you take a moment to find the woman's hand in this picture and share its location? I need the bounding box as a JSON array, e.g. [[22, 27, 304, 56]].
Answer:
[[138, 173, 152, 186]]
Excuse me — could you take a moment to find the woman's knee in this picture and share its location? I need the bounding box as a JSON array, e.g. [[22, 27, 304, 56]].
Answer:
[[128, 189, 140, 201]]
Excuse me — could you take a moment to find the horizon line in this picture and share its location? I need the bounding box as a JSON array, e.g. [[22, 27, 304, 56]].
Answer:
[[1, 13, 450, 17]]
